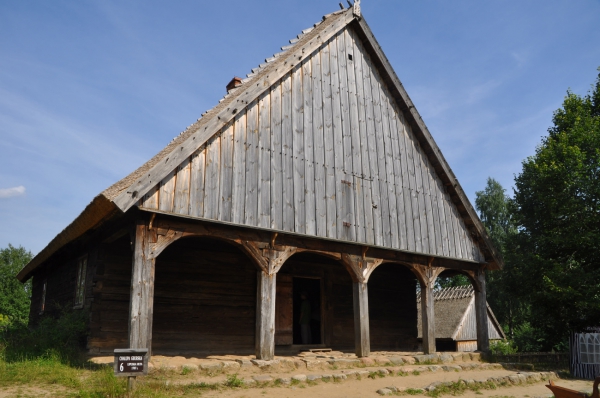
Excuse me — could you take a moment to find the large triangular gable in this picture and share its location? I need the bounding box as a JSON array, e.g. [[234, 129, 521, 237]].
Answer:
[[18, 6, 500, 282]]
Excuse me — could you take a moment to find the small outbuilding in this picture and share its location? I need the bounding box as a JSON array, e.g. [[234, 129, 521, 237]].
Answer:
[[417, 286, 505, 352], [570, 328, 600, 379]]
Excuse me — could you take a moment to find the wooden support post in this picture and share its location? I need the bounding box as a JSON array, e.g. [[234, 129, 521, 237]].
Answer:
[[129, 218, 156, 354], [256, 271, 276, 360], [353, 281, 370, 358], [474, 269, 490, 353], [420, 281, 436, 354]]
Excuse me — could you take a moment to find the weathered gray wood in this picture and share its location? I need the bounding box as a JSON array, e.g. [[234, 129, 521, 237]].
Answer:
[[413, 142, 430, 253], [394, 111, 414, 251], [353, 281, 370, 358], [377, 79, 399, 249], [312, 46, 327, 238], [158, 170, 176, 212], [321, 39, 337, 239], [404, 123, 422, 252], [219, 122, 234, 222], [173, 158, 191, 215], [420, 280, 435, 354], [231, 113, 246, 224], [114, 10, 356, 212], [387, 100, 407, 250], [204, 134, 221, 220], [365, 49, 391, 248], [281, 73, 295, 232], [474, 269, 490, 353], [141, 185, 159, 210], [129, 218, 155, 354], [343, 28, 365, 243], [335, 31, 356, 242], [419, 152, 436, 255], [255, 271, 276, 360], [435, 177, 450, 257], [292, 64, 306, 234], [189, 148, 206, 217], [351, 29, 375, 246], [303, 56, 316, 236], [443, 192, 457, 258], [245, 101, 259, 225], [258, 92, 271, 229], [270, 83, 283, 230]]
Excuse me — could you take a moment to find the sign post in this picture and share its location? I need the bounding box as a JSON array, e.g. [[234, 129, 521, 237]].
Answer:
[[114, 348, 149, 391]]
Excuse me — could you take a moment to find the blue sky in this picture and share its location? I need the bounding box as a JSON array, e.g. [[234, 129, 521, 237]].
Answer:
[[1, 0, 599, 255]]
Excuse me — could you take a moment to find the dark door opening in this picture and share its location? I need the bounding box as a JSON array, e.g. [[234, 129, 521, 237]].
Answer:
[[292, 277, 322, 345]]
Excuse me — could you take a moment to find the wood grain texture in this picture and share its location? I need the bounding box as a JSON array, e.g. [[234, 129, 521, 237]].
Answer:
[[270, 83, 283, 230], [353, 281, 370, 357], [231, 113, 246, 224], [292, 64, 306, 234], [256, 271, 276, 360], [245, 101, 259, 226], [258, 92, 271, 229], [303, 56, 316, 236], [204, 134, 221, 220], [321, 39, 337, 239], [281, 73, 295, 232], [219, 122, 234, 222], [312, 47, 327, 238]]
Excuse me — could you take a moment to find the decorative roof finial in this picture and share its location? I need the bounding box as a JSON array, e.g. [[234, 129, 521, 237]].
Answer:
[[353, 0, 361, 18]]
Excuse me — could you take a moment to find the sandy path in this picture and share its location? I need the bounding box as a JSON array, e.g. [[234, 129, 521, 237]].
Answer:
[[198, 369, 593, 398]]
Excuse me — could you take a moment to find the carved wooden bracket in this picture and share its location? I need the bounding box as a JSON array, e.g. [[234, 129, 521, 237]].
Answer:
[[241, 241, 297, 275], [148, 227, 184, 260], [341, 253, 383, 283], [410, 264, 445, 288], [462, 268, 484, 292]]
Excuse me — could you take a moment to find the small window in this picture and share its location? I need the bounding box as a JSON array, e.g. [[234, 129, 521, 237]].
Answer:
[[74, 256, 88, 308], [40, 280, 47, 314], [579, 333, 600, 364]]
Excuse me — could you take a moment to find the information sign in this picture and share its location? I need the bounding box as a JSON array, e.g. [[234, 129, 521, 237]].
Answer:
[[113, 348, 149, 377]]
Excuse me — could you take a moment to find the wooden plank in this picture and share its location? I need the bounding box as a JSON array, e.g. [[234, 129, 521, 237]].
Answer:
[[158, 170, 176, 212], [141, 185, 159, 210], [255, 271, 276, 360], [378, 81, 400, 249], [173, 157, 191, 215], [189, 149, 206, 217], [219, 122, 234, 222], [334, 31, 356, 242], [321, 39, 337, 239], [394, 110, 413, 251], [292, 64, 306, 234], [353, 281, 370, 358], [418, 150, 436, 255], [303, 56, 316, 236], [427, 167, 443, 256], [435, 176, 451, 257], [403, 118, 421, 252], [270, 82, 283, 230], [443, 192, 457, 258], [258, 92, 271, 229], [382, 97, 410, 250], [281, 73, 295, 232], [203, 134, 221, 220], [350, 29, 375, 246], [275, 274, 293, 345], [364, 46, 391, 248], [413, 140, 430, 254], [312, 46, 327, 238], [231, 112, 247, 224], [343, 28, 364, 243], [114, 11, 356, 212], [245, 101, 259, 226]]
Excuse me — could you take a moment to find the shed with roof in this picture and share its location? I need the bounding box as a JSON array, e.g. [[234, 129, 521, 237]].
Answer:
[[17, 2, 501, 360], [417, 286, 505, 352]]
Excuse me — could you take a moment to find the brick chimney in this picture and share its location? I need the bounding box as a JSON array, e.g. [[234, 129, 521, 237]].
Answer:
[[226, 77, 243, 94]]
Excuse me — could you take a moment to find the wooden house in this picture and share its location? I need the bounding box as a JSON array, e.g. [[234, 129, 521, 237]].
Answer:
[[416, 286, 506, 352], [17, 3, 502, 360], [570, 328, 600, 379]]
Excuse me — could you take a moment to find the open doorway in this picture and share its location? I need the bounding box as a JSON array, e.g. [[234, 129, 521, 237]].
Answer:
[[292, 277, 322, 345]]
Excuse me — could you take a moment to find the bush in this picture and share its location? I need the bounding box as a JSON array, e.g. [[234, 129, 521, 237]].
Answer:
[[0, 306, 88, 364], [490, 339, 517, 355]]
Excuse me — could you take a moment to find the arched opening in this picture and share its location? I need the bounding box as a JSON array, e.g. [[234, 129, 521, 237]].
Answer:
[[367, 262, 420, 351], [152, 236, 260, 355], [274, 252, 354, 352]]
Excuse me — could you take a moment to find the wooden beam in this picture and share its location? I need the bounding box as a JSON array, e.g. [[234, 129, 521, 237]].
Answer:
[[474, 269, 490, 353], [420, 281, 435, 354], [256, 271, 276, 360], [129, 217, 155, 355], [353, 281, 370, 357]]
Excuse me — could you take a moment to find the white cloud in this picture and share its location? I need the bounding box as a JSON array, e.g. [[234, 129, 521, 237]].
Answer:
[[0, 185, 25, 198]]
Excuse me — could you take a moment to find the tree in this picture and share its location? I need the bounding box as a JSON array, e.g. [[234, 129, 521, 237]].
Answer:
[[475, 178, 524, 339], [0, 244, 33, 326], [511, 69, 600, 350]]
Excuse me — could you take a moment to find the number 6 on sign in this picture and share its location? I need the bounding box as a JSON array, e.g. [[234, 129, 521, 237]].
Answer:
[[120, 363, 124, 372]]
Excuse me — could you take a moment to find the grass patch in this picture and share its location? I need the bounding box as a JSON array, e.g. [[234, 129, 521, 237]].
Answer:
[[396, 370, 408, 377], [368, 371, 385, 379], [424, 381, 498, 398], [412, 370, 421, 376], [224, 373, 244, 388], [406, 388, 424, 395]]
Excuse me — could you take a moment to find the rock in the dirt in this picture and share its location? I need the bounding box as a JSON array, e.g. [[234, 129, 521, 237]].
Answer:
[[321, 374, 332, 381], [252, 375, 273, 383], [377, 388, 393, 395], [235, 359, 253, 368], [221, 361, 240, 372], [333, 373, 347, 381], [276, 377, 291, 385], [292, 374, 307, 382], [307, 374, 321, 381]]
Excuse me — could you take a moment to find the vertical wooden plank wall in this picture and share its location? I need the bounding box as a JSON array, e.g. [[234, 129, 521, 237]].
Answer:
[[137, 26, 486, 264]]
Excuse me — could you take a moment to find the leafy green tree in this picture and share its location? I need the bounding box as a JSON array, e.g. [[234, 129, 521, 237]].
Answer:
[[512, 69, 600, 350], [0, 244, 32, 325]]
